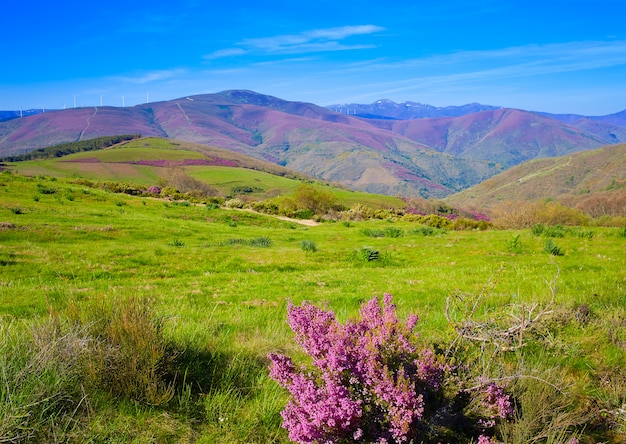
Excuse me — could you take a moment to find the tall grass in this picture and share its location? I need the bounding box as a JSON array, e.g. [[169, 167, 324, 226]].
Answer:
[[0, 173, 624, 442]]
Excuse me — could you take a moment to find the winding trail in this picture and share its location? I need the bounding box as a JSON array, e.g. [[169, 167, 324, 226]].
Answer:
[[177, 103, 193, 126], [77, 107, 98, 141]]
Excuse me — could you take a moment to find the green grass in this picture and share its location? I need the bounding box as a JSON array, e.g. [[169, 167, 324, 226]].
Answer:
[[0, 171, 625, 442], [7, 136, 406, 210], [187, 165, 302, 197]]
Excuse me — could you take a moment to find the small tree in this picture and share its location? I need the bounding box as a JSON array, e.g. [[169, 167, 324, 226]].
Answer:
[[293, 184, 337, 215], [268, 295, 513, 443]]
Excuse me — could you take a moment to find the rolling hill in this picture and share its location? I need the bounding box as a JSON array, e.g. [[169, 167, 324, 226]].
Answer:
[[5, 137, 406, 209], [0, 91, 503, 198], [445, 143, 626, 214], [1, 90, 624, 198]]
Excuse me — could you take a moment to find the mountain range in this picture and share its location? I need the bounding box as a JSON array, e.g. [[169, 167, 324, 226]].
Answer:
[[326, 100, 502, 120], [1, 90, 624, 198]]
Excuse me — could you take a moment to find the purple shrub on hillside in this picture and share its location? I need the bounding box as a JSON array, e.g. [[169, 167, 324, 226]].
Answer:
[[269, 294, 513, 443], [146, 186, 161, 195]]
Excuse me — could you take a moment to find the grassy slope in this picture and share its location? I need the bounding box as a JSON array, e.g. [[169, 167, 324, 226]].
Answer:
[[6, 136, 405, 208], [1, 172, 624, 441], [446, 143, 626, 209]]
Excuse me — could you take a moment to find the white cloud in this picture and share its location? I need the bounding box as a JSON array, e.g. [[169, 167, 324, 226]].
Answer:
[[209, 24, 385, 57], [203, 48, 247, 60], [113, 69, 185, 84], [328, 40, 626, 87]]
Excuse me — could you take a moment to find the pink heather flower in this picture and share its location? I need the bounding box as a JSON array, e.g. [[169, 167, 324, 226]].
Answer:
[[406, 314, 419, 331], [353, 428, 364, 440], [267, 353, 296, 387], [269, 295, 509, 443], [482, 382, 514, 419]]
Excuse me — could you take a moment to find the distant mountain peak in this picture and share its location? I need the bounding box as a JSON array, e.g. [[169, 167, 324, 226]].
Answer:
[[326, 100, 502, 120]]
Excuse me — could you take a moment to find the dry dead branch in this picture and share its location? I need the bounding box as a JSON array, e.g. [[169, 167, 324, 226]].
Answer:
[[446, 266, 560, 352]]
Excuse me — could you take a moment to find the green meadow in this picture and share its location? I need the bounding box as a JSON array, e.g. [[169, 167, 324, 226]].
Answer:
[[0, 169, 625, 442], [8, 137, 406, 209]]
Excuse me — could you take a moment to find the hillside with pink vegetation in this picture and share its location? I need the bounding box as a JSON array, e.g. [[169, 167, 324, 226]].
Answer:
[[1, 90, 623, 197]]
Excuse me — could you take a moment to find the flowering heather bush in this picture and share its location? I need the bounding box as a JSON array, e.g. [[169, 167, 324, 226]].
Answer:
[[146, 185, 162, 195], [268, 294, 513, 443]]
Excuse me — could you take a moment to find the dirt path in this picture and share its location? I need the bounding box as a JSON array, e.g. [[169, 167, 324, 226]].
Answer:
[[232, 207, 321, 226], [275, 215, 320, 226]]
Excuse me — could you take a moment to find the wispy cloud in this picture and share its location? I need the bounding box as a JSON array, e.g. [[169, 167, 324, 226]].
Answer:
[[332, 40, 626, 84], [306, 39, 626, 107], [113, 69, 185, 84], [204, 24, 384, 60], [203, 48, 247, 60]]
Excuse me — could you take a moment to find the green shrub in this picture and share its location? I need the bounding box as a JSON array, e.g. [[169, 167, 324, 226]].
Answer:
[[231, 185, 263, 195], [36, 183, 57, 194], [507, 234, 523, 254], [300, 239, 317, 252], [160, 186, 182, 200], [224, 198, 246, 209], [342, 203, 375, 220], [222, 237, 272, 248], [293, 209, 315, 219], [544, 239, 564, 256], [572, 228, 594, 238], [249, 237, 272, 248], [408, 225, 447, 236], [361, 228, 386, 238], [420, 214, 454, 229], [531, 223, 545, 236], [452, 217, 492, 231], [543, 225, 565, 238], [252, 199, 281, 215], [355, 246, 380, 262], [384, 226, 404, 238]]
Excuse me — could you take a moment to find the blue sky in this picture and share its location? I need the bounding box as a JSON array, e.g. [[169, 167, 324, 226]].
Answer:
[[3, 0, 626, 114]]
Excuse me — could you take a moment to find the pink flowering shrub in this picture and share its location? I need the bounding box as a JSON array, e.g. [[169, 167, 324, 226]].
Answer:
[[482, 382, 514, 420], [268, 294, 513, 443], [146, 185, 162, 195]]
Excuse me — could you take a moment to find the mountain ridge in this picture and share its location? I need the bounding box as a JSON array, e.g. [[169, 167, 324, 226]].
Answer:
[[1, 90, 624, 198], [327, 100, 502, 119]]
